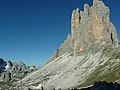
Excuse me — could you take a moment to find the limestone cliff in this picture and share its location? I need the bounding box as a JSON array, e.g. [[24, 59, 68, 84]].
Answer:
[[49, 0, 119, 62]]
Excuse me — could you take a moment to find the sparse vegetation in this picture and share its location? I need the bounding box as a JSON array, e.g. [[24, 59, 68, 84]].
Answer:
[[77, 51, 120, 88], [103, 46, 120, 59]]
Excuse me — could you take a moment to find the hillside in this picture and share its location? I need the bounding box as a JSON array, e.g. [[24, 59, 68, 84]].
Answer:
[[11, 46, 118, 89]]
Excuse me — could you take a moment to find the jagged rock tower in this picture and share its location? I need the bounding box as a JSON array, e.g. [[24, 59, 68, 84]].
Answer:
[[49, 0, 119, 62]]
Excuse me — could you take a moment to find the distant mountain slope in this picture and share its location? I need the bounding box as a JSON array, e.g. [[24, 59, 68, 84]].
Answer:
[[0, 58, 38, 89]]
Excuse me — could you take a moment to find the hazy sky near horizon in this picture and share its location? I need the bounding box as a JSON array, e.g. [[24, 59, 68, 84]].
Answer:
[[0, 0, 119, 66]]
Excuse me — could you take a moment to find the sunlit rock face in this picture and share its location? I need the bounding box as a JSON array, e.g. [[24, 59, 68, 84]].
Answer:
[[49, 0, 119, 62]]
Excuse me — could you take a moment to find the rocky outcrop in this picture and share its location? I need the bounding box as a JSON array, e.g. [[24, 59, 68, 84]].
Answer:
[[49, 0, 119, 62], [91, 81, 120, 90], [0, 59, 38, 82]]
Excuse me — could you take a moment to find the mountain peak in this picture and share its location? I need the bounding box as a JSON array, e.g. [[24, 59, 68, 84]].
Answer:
[[48, 0, 119, 62]]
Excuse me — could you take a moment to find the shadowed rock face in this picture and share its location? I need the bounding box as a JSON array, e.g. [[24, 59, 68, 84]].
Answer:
[[77, 81, 120, 90], [0, 58, 7, 73], [49, 0, 119, 62]]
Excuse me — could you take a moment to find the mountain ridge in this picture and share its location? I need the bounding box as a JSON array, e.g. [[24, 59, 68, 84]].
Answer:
[[0, 58, 38, 88]]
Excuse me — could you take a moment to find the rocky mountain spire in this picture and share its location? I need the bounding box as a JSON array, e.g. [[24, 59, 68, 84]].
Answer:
[[48, 0, 119, 62], [71, 8, 81, 38]]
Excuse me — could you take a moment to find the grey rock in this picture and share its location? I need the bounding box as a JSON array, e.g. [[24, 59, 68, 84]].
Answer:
[[0, 59, 38, 83]]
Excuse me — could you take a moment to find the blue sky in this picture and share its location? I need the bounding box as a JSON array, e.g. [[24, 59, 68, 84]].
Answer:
[[0, 0, 119, 66]]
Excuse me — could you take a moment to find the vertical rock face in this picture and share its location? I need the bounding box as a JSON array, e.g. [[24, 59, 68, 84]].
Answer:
[[0, 58, 7, 73], [49, 0, 119, 62], [71, 8, 81, 38]]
